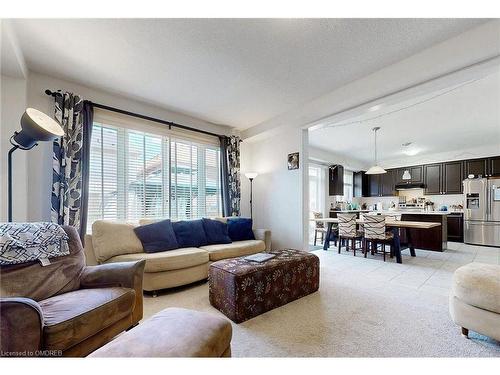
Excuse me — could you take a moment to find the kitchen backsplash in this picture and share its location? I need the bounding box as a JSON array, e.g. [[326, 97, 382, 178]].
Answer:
[[350, 189, 464, 211]]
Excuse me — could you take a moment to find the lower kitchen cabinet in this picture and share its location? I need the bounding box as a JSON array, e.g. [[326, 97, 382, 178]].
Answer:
[[447, 213, 464, 243]]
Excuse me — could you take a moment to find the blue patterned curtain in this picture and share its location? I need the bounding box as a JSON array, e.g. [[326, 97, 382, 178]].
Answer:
[[220, 135, 241, 217], [51, 91, 93, 238]]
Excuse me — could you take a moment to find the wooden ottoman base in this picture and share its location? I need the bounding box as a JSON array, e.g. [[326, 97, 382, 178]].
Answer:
[[209, 249, 320, 323]]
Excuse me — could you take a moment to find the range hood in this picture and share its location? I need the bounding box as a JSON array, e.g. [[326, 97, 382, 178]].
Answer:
[[395, 182, 426, 190]]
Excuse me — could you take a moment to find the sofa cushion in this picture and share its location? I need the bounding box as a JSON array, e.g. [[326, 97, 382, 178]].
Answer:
[[92, 221, 143, 263], [200, 240, 265, 261], [106, 247, 209, 273], [172, 220, 208, 248], [452, 262, 500, 314], [227, 218, 255, 242], [39, 287, 135, 351], [134, 219, 179, 253], [202, 218, 232, 245], [89, 307, 232, 357]]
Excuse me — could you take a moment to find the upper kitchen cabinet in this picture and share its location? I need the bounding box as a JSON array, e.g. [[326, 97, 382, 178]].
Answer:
[[464, 158, 488, 178], [368, 174, 380, 197], [329, 165, 344, 196], [424, 163, 442, 195], [380, 169, 395, 196], [443, 161, 463, 194], [353, 171, 369, 197], [488, 156, 500, 177], [367, 170, 395, 197], [424, 161, 463, 195], [395, 165, 423, 184]]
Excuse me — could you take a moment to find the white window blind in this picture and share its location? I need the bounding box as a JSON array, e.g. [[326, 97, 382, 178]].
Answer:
[[87, 111, 222, 233]]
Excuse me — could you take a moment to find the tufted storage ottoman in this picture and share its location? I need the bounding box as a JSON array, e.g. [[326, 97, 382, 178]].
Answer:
[[209, 249, 320, 323], [89, 308, 232, 357], [449, 262, 500, 340]]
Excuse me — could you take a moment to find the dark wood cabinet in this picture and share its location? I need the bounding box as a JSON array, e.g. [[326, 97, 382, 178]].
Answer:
[[395, 165, 423, 185], [329, 165, 344, 196], [368, 174, 380, 197], [443, 161, 463, 194], [424, 163, 442, 195], [354, 155, 498, 198], [380, 170, 395, 196], [353, 171, 369, 197], [465, 158, 488, 178], [447, 213, 464, 243], [488, 156, 500, 177]]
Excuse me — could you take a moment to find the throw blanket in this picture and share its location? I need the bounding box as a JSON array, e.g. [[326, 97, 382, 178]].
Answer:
[[0, 222, 70, 266]]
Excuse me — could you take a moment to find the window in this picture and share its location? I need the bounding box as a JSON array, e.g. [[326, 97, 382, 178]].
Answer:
[[87, 112, 221, 232], [309, 164, 325, 213], [343, 170, 354, 202]]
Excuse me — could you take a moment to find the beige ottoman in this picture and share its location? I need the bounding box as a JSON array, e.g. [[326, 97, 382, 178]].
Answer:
[[449, 262, 500, 341], [89, 308, 232, 357]]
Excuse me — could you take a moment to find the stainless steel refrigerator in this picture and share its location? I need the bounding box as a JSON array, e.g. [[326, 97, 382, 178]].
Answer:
[[463, 178, 500, 247]]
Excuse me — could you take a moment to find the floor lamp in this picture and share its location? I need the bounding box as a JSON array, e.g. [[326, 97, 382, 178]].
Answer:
[[7, 108, 64, 222], [244, 172, 258, 220]]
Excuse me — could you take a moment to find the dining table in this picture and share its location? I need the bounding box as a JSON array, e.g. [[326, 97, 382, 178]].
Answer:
[[310, 218, 441, 264]]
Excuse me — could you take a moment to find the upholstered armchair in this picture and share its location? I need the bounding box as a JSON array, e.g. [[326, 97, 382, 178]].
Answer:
[[0, 226, 145, 357]]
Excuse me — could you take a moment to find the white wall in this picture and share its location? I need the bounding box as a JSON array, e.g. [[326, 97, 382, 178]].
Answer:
[[21, 72, 232, 222], [241, 128, 306, 250], [0, 74, 28, 221]]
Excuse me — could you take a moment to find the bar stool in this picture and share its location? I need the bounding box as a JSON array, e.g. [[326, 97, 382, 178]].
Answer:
[[337, 213, 363, 256], [362, 215, 395, 262], [312, 212, 327, 246]]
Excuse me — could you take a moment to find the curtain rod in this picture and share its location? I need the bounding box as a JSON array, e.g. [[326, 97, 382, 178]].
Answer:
[[44, 89, 224, 139]]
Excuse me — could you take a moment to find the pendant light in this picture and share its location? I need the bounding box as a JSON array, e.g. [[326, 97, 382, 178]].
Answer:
[[366, 127, 387, 175]]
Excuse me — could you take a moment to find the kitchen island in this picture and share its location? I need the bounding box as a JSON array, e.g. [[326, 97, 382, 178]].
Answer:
[[399, 212, 448, 251]]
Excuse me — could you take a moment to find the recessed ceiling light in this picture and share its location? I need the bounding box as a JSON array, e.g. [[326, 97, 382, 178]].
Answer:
[[368, 104, 382, 112], [403, 149, 420, 156]]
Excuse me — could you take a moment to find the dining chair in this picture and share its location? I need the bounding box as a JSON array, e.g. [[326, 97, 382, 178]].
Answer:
[[337, 213, 363, 256], [362, 215, 394, 262], [312, 212, 327, 246]]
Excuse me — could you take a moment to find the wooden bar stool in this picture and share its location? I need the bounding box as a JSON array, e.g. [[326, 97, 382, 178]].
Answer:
[[312, 212, 327, 246], [337, 213, 363, 256]]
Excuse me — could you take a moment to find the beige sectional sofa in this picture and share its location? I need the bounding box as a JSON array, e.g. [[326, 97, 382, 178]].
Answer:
[[84, 219, 271, 293]]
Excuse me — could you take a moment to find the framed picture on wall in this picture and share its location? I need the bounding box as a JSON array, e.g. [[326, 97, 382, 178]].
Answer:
[[287, 152, 299, 170]]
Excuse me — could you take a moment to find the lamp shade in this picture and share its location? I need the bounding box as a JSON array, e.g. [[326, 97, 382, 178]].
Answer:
[[245, 172, 258, 180], [402, 169, 412, 180], [365, 165, 387, 175], [13, 108, 64, 149]]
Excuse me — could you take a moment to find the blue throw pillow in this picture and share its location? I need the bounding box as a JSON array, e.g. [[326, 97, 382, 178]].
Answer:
[[172, 219, 208, 248], [202, 218, 232, 245], [133, 219, 179, 253], [227, 217, 255, 241]]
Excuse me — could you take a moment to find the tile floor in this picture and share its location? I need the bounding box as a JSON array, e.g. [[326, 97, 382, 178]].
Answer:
[[311, 241, 500, 298]]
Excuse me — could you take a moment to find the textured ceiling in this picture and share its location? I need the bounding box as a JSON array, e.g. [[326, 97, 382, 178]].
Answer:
[[12, 18, 487, 128], [309, 70, 500, 164]]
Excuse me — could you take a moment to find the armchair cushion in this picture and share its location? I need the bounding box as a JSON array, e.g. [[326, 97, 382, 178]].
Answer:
[[80, 260, 146, 324], [0, 226, 84, 301], [39, 287, 135, 351], [0, 297, 44, 355]]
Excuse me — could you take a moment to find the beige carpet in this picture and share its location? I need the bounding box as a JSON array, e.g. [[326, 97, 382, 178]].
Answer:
[[143, 243, 500, 357]]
